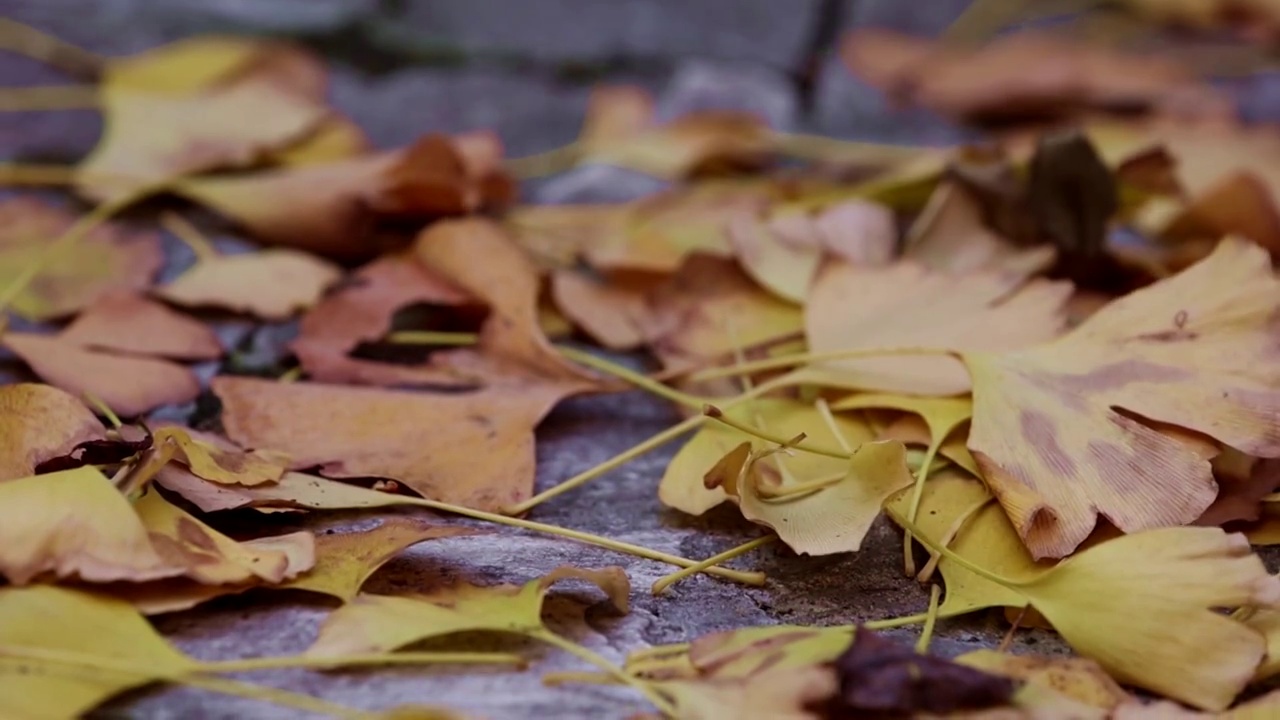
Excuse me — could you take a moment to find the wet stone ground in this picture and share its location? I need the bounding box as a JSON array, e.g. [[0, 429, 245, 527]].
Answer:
[[5, 2, 1280, 718]]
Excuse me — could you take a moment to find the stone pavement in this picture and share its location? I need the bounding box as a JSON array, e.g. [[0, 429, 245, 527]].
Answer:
[[1, 2, 1267, 718]]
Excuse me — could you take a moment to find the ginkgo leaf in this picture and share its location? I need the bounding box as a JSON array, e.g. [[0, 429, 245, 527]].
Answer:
[[0, 383, 105, 482], [1246, 607, 1280, 681], [0, 585, 196, 720], [964, 237, 1280, 558], [709, 439, 914, 555], [954, 649, 1130, 712], [105, 36, 269, 93], [0, 466, 181, 584], [133, 489, 314, 585], [830, 394, 972, 450], [307, 566, 629, 657], [60, 292, 223, 360], [886, 471, 1043, 617], [155, 468, 409, 514], [725, 211, 823, 304], [654, 664, 837, 720], [876, 413, 981, 477], [550, 270, 660, 351], [0, 197, 163, 321], [803, 260, 1071, 395], [682, 625, 852, 679], [213, 376, 572, 511], [368, 132, 514, 217], [290, 253, 477, 387], [660, 398, 875, 516], [156, 248, 343, 320], [280, 517, 477, 601], [2, 332, 200, 417], [153, 425, 289, 486], [766, 200, 899, 268], [77, 77, 329, 201]]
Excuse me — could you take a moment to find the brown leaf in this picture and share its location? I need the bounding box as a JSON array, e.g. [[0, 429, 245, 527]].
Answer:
[[60, 292, 222, 361], [290, 253, 477, 387], [550, 270, 660, 350], [2, 332, 199, 417], [156, 248, 343, 320], [841, 28, 1232, 122], [368, 132, 515, 217], [1195, 453, 1280, 527], [832, 627, 1017, 716], [0, 197, 163, 321], [0, 383, 105, 482], [213, 376, 572, 511]]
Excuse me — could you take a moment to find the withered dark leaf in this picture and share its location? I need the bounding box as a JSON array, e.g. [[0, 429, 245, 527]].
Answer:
[[34, 435, 154, 474], [830, 627, 1017, 718]]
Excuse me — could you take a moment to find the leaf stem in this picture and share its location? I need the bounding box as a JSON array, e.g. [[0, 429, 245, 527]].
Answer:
[[704, 405, 849, 459], [916, 496, 992, 584], [0, 18, 106, 79], [504, 142, 583, 179], [82, 392, 123, 429], [914, 585, 942, 654], [686, 346, 955, 383], [862, 611, 932, 630], [651, 535, 776, 595], [401, 496, 764, 585], [885, 507, 1024, 589], [902, 436, 944, 577], [529, 628, 677, 716], [160, 212, 220, 263], [199, 651, 525, 674], [0, 84, 100, 111]]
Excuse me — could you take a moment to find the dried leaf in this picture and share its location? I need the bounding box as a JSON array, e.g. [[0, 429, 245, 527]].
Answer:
[[60, 292, 222, 360], [656, 664, 837, 720], [157, 248, 343, 320], [2, 332, 200, 417], [954, 650, 1129, 712], [682, 625, 852, 680], [213, 377, 571, 511], [0, 466, 181, 584], [660, 398, 874, 516], [709, 440, 913, 555], [291, 253, 476, 387], [841, 28, 1231, 122], [281, 517, 477, 601], [833, 627, 1016, 715], [550, 270, 659, 350], [0, 585, 196, 719], [964, 238, 1280, 558], [1195, 453, 1280, 527], [0, 383, 105, 482], [154, 468, 404, 514], [830, 393, 972, 448], [726, 211, 823, 304], [0, 197, 163, 321], [368, 132, 514, 216], [802, 260, 1071, 395], [307, 566, 629, 657], [153, 425, 289, 487]]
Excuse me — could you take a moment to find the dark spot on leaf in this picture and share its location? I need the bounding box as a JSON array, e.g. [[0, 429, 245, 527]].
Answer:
[[1018, 409, 1077, 478]]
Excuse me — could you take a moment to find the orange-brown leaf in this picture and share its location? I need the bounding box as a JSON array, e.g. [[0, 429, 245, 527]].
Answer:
[[60, 292, 222, 361], [0, 384, 105, 482]]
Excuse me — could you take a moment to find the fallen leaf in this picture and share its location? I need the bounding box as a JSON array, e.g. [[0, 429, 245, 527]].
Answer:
[[656, 664, 837, 720], [550, 270, 660, 350], [153, 425, 289, 487], [60, 292, 222, 360], [105, 36, 271, 93], [833, 627, 1016, 716], [155, 469, 408, 514], [505, 203, 632, 269], [35, 434, 154, 474], [577, 86, 774, 178], [0, 383, 105, 481], [802, 260, 1071, 395], [1118, 0, 1280, 42], [660, 398, 875, 516], [156, 248, 343, 320], [213, 376, 570, 511], [2, 332, 200, 417], [0, 585, 196, 719], [290, 253, 478, 387], [281, 517, 477, 601], [1196, 453, 1280, 527], [307, 566, 629, 657], [769, 199, 899, 267], [876, 413, 981, 476], [954, 650, 1129, 711], [708, 439, 914, 555], [725, 211, 823, 304], [841, 28, 1231, 122], [272, 115, 369, 166], [0, 466, 181, 584], [368, 132, 515, 217], [830, 393, 972, 453], [964, 238, 1280, 558], [682, 625, 852, 680], [0, 197, 163, 321], [134, 488, 314, 585]]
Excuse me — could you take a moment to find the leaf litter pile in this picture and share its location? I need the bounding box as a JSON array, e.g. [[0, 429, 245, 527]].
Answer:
[[10, 8, 1280, 719]]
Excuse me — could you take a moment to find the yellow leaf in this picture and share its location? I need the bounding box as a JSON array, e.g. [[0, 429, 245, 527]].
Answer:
[[133, 489, 314, 585], [659, 398, 874, 516], [803, 260, 1071, 395], [0, 383, 105, 482], [713, 440, 913, 555], [0, 466, 181, 584], [0, 197, 163, 321], [155, 469, 408, 514], [1246, 606, 1280, 680], [726, 211, 822, 304], [655, 664, 836, 720], [831, 393, 972, 449], [153, 425, 289, 487], [684, 625, 851, 679], [955, 650, 1129, 712], [156, 248, 343, 321], [281, 517, 477, 602], [964, 237, 1280, 558], [0, 585, 196, 719], [105, 36, 270, 94], [307, 566, 629, 657]]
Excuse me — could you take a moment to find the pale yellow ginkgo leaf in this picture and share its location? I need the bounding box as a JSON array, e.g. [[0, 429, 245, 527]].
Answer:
[[0, 383, 105, 482], [803, 260, 1071, 395], [153, 425, 289, 487], [954, 650, 1129, 713], [725, 211, 823, 304], [155, 468, 409, 514], [0, 466, 181, 585], [156, 248, 343, 320], [830, 393, 972, 465], [307, 565, 629, 657], [0, 585, 197, 720], [876, 413, 981, 477], [281, 517, 477, 602], [659, 398, 874, 516], [964, 237, 1280, 559], [684, 625, 852, 679], [711, 439, 913, 556], [1245, 606, 1280, 681]]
